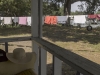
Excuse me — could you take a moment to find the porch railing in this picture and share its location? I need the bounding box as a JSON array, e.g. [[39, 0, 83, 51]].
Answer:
[[0, 36, 100, 75]]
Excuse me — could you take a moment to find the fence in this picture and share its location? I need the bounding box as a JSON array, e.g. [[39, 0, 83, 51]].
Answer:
[[0, 36, 100, 75]]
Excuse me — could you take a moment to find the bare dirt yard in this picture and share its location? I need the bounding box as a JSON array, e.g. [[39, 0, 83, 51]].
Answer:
[[0, 25, 100, 75]]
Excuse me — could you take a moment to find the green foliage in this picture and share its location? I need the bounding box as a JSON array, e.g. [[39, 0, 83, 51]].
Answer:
[[0, 0, 63, 16], [43, 2, 63, 16], [78, 0, 100, 14], [71, 10, 85, 15], [0, 0, 31, 16], [1, 0, 100, 16], [96, 11, 100, 14]]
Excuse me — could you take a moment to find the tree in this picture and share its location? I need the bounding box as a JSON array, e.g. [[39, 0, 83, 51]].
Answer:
[[71, 10, 85, 15], [43, 1, 62, 16], [0, 0, 31, 16], [96, 9, 100, 14], [78, 0, 100, 14]]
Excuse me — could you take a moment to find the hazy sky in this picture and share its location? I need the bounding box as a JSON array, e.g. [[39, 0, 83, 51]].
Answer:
[[71, 1, 99, 13], [71, 1, 85, 12]]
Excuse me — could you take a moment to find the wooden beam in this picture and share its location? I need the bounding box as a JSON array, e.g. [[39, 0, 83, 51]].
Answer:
[[31, 0, 39, 74], [5, 42, 8, 53], [53, 56, 62, 75], [32, 37, 100, 75], [0, 36, 31, 43], [38, 0, 47, 75]]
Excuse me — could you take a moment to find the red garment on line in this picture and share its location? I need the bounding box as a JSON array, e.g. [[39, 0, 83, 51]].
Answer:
[[97, 14, 100, 20], [88, 14, 97, 19], [44, 16, 57, 25], [44, 16, 51, 24]]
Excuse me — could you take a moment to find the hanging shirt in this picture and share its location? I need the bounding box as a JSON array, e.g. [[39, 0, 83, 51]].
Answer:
[[27, 17, 31, 26], [4, 17, 12, 24], [19, 17, 27, 25], [57, 16, 68, 24]]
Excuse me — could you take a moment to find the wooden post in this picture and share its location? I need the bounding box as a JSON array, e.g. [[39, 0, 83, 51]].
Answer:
[[31, 0, 47, 75], [5, 42, 8, 53], [53, 56, 62, 75], [38, 0, 47, 75], [31, 0, 39, 74]]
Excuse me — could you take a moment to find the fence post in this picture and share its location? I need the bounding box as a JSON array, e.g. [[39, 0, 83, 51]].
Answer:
[[5, 42, 8, 53], [38, 0, 47, 75], [31, 0, 39, 74], [39, 48, 47, 75], [31, 0, 47, 75], [53, 56, 62, 75]]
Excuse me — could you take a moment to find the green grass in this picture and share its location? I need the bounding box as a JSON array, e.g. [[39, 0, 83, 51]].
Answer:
[[0, 25, 31, 37], [42, 25, 100, 64], [0, 25, 100, 64], [1, 25, 100, 75]]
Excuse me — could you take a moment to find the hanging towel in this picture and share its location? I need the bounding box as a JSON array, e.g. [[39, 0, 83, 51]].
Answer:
[[19, 17, 27, 25], [27, 17, 31, 26], [57, 16, 68, 24], [74, 15, 86, 24], [4, 17, 12, 24], [13, 17, 19, 23], [88, 14, 97, 19], [97, 14, 100, 18], [44, 16, 51, 24], [50, 16, 57, 25], [97, 14, 100, 20]]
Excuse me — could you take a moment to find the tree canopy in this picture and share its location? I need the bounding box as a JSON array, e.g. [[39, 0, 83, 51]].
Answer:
[[0, 0, 31, 16], [0, 0, 100, 16], [78, 0, 100, 14]]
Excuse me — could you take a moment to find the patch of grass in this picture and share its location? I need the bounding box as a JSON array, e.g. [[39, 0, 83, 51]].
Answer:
[[0, 25, 100, 75], [42, 25, 100, 64], [0, 26, 31, 37]]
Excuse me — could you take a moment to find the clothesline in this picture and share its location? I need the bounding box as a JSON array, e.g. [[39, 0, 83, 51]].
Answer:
[[0, 17, 31, 26], [44, 14, 100, 25], [0, 14, 100, 26]]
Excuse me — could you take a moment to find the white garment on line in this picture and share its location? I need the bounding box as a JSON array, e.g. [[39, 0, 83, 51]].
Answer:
[[57, 16, 68, 24], [4, 17, 12, 24], [74, 15, 86, 24], [27, 17, 31, 26]]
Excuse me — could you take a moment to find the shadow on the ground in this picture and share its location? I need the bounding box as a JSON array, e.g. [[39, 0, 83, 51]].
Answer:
[[43, 25, 100, 44], [0, 43, 32, 48], [0, 26, 31, 36], [1, 25, 100, 44]]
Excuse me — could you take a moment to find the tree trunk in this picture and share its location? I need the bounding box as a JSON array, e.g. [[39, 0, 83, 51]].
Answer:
[[64, 0, 71, 26]]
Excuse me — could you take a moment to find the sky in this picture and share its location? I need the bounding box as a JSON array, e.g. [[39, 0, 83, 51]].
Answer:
[[71, 1, 85, 12], [71, 1, 100, 13]]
